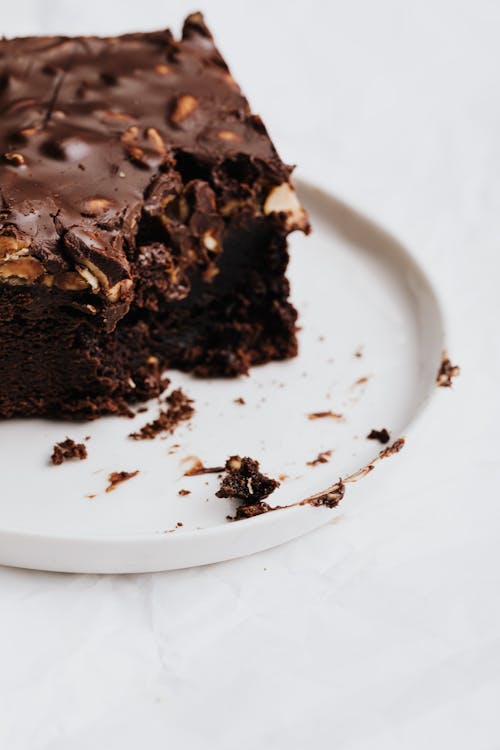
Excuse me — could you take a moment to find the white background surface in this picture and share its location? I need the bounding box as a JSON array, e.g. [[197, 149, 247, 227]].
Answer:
[[1, 1, 499, 747]]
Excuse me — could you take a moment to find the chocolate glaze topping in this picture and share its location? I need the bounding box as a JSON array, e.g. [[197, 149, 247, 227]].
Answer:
[[0, 13, 298, 326]]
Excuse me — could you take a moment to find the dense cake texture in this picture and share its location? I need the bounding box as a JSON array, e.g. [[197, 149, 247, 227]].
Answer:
[[0, 13, 309, 419]]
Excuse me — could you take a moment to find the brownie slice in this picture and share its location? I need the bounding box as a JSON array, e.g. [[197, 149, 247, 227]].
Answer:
[[0, 13, 309, 419]]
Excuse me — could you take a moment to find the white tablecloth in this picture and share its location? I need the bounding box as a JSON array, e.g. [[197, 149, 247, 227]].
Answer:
[[1, 1, 499, 747]]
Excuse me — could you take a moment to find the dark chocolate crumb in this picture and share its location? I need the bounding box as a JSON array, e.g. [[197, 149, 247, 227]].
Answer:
[[354, 348, 363, 358], [178, 489, 191, 496], [176, 521, 183, 527], [234, 397, 245, 405], [307, 449, 333, 467], [51, 438, 88, 466], [129, 388, 194, 440], [307, 410, 343, 421], [367, 428, 390, 444], [105, 470, 139, 492], [437, 355, 460, 387], [216, 456, 279, 511], [136, 406, 148, 414]]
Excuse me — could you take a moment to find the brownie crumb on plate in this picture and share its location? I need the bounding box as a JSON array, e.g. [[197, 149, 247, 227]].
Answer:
[[367, 428, 390, 444], [436, 355, 460, 387], [216, 456, 280, 521], [354, 376, 369, 386], [129, 388, 194, 440], [51, 438, 88, 466]]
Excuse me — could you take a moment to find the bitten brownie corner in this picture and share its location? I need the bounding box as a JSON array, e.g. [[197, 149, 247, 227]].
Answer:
[[0, 12, 309, 420]]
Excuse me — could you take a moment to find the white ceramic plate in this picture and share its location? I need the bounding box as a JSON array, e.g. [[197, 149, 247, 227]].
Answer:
[[0, 180, 445, 573]]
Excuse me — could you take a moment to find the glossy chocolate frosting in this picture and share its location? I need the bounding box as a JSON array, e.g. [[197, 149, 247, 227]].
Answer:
[[0, 13, 293, 315]]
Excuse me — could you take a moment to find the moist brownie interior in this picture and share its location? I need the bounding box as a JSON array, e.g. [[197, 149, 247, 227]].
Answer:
[[0, 12, 309, 419]]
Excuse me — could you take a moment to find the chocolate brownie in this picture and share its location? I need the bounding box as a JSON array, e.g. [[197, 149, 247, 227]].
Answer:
[[0, 13, 309, 419]]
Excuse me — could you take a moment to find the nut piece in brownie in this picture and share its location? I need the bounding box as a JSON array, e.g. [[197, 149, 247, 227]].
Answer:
[[0, 13, 309, 420]]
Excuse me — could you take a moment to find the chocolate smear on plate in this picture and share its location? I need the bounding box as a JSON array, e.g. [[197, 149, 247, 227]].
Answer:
[[183, 457, 225, 476], [307, 450, 333, 467], [307, 410, 343, 421], [106, 470, 139, 492]]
